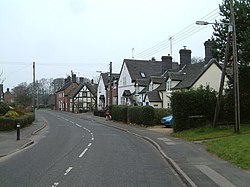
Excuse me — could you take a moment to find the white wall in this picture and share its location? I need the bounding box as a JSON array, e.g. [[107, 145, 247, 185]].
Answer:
[[118, 63, 134, 105], [97, 75, 106, 110], [193, 63, 228, 92]]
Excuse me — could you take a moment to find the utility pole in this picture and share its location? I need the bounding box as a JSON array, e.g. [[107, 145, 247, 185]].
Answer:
[[109, 62, 113, 106], [230, 0, 240, 132], [169, 37, 173, 56], [213, 28, 231, 127], [32, 62, 36, 112]]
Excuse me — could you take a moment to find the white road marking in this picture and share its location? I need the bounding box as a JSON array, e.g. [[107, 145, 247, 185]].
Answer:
[[91, 137, 94, 140], [157, 137, 176, 145], [88, 143, 92, 147], [52, 182, 59, 187], [64, 167, 73, 176], [196, 165, 236, 187], [79, 148, 88, 158], [75, 123, 82, 127]]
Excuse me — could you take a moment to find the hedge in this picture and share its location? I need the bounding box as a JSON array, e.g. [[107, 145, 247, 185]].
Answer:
[[0, 113, 35, 131], [110, 105, 128, 123], [171, 86, 216, 132]]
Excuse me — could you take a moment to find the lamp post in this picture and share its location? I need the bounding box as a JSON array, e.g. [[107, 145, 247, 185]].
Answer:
[[196, 0, 240, 132]]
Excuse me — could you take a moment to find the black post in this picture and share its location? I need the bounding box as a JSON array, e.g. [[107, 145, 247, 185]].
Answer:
[[16, 123, 20, 141]]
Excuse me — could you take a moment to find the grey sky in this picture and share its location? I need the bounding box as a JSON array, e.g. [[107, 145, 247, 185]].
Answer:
[[0, 0, 221, 90]]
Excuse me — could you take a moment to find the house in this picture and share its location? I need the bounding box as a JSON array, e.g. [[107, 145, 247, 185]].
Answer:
[[3, 88, 14, 104], [118, 57, 180, 105], [55, 74, 79, 111], [69, 82, 97, 113], [0, 84, 4, 102], [96, 72, 119, 110]]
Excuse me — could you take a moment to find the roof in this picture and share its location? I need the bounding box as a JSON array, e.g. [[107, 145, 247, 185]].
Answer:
[[145, 91, 162, 102], [70, 82, 97, 98], [123, 59, 165, 82], [135, 79, 150, 87], [101, 72, 120, 88], [173, 58, 221, 90], [55, 82, 72, 93], [122, 90, 132, 96]]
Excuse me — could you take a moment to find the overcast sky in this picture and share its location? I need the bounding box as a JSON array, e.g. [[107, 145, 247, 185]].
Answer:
[[0, 0, 222, 90]]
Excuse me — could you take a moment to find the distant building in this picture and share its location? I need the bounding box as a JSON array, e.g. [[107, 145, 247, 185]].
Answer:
[[4, 88, 14, 104]]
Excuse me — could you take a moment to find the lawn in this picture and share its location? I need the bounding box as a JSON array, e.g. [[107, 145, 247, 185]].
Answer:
[[171, 124, 250, 170]]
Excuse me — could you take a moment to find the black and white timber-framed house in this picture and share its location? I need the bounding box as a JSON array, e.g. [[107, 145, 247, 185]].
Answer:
[[70, 82, 97, 113]]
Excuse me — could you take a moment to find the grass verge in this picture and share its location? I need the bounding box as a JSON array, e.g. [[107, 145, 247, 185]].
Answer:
[[171, 124, 250, 170]]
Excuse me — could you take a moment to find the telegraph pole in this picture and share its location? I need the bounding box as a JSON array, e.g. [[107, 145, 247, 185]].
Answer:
[[32, 61, 36, 112], [230, 0, 240, 132], [109, 62, 113, 106]]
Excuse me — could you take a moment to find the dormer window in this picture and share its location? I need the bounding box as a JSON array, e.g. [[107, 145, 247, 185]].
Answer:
[[167, 79, 172, 91], [140, 72, 146, 78]]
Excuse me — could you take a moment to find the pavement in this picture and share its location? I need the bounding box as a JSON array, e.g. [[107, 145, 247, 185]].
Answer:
[[0, 113, 46, 158], [1, 112, 250, 187]]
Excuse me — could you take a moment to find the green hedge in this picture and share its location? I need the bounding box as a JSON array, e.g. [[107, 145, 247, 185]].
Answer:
[[153, 108, 172, 125], [0, 113, 35, 131], [110, 105, 128, 123], [127, 106, 155, 126], [171, 86, 216, 132]]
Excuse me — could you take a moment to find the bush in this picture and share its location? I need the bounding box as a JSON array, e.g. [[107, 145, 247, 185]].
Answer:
[[0, 102, 10, 116], [110, 105, 128, 123], [127, 106, 155, 126], [4, 111, 19, 118], [0, 113, 35, 131], [171, 86, 216, 132], [153, 108, 172, 125]]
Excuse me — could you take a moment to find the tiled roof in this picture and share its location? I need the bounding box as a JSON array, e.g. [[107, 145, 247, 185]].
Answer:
[[101, 72, 120, 88], [135, 79, 150, 86], [145, 91, 162, 102], [124, 59, 164, 81], [174, 58, 220, 89]]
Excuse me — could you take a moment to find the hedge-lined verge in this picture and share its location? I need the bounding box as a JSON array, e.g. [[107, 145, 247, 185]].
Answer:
[[0, 113, 35, 131]]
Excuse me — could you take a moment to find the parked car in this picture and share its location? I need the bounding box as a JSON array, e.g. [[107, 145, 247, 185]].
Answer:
[[161, 114, 174, 127]]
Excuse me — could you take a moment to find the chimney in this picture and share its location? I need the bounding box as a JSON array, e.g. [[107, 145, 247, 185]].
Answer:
[[0, 84, 3, 102], [72, 74, 77, 83], [161, 54, 172, 72], [79, 77, 84, 84], [179, 46, 191, 69], [204, 39, 213, 63]]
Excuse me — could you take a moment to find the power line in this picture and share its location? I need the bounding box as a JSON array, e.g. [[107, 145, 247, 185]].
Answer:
[[136, 8, 220, 59]]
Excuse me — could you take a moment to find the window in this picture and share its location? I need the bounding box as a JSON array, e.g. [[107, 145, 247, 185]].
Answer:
[[123, 77, 126, 85], [140, 72, 146, 78], [167, 80, 172, 91], [167, 102, 171, 108]]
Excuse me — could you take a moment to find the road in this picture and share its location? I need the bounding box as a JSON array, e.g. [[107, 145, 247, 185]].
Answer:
[[0, 110, 184, 187]]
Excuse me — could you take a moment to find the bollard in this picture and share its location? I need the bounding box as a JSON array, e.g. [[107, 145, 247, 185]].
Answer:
[[16, 123, 20, 141]]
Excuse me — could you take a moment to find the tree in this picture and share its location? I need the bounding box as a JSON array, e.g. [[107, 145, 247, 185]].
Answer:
[[191, 57, 203, 64], [212, 0, 250, 123], [212, 0, 250, 66], [12, 82, 32, 108]]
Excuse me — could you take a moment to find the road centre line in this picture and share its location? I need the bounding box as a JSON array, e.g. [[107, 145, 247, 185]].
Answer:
[[51, 182, 59, 187], [79, 148, 88, 158], [64, 167, 73, 176]]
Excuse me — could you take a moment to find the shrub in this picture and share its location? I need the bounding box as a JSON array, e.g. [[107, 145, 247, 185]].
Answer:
[[110, 105, 128, 123], [171, 86, 216, 132], [127, 106, 155, 126], [0, 102, 10, 116], [4, 111, 19, 118], [0, 112, 35, 131], [153, 108, 172, 125]]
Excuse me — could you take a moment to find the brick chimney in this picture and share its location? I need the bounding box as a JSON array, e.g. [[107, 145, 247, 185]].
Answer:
[[204, 39, 213, 63], [72, 74, 77, 83], [0, 84, 3, 102], [161, 54, 173, 72], [179, 46, 191, 69]]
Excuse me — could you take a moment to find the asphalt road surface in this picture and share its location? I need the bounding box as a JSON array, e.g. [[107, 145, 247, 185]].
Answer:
[[0, 110, 184, 187]]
